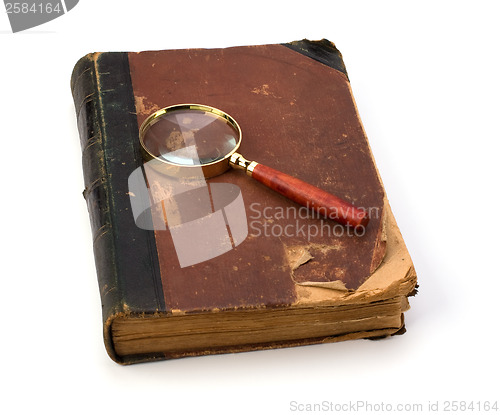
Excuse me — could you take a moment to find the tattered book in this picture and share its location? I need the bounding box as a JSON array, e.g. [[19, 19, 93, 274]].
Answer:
[[71, 39, 417, 364]]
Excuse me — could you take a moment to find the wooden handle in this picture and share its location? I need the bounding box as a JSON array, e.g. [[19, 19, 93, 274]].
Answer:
[[250, 163, 369, 228]]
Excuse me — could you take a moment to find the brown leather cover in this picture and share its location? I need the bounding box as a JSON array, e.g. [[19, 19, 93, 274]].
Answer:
[[128, 42, 386, 312], [71, 39, 416, 364]]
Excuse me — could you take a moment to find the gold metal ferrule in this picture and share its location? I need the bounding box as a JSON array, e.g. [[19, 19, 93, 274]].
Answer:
[[247, 161, 258, 176], [229, 153, 258, 177]]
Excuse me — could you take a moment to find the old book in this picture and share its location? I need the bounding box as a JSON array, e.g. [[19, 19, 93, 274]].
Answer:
[[71, 39, 417, 364]]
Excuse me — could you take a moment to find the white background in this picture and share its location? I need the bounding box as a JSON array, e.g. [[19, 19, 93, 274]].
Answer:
[[1, 1, 499, 414]]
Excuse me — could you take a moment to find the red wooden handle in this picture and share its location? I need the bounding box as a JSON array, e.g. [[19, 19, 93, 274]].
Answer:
[[251, 163, 369, 228]]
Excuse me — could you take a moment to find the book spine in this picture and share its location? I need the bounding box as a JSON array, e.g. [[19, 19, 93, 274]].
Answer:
[[71, 53, 167, 364], [70, 54, 123, 360]]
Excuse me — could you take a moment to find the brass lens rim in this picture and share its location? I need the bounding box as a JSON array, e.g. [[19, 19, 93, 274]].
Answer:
[[139, 103, 242, 178]]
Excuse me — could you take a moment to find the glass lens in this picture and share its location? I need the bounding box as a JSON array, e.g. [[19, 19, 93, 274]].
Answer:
[[142, 108, 240, 166]]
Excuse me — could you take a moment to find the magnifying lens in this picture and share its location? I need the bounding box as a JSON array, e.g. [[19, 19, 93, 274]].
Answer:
[[139, 104, 369, 228]]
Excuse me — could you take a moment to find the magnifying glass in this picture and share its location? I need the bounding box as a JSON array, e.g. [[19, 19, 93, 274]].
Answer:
[[139, 104, 369, 228]]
